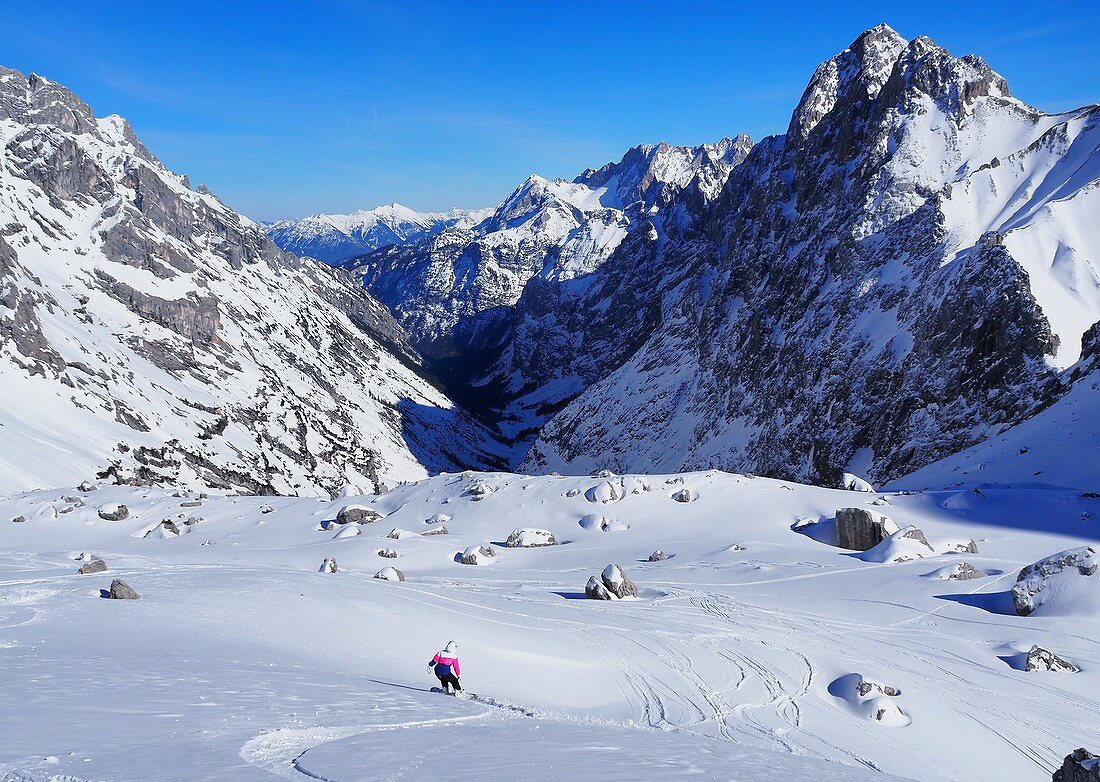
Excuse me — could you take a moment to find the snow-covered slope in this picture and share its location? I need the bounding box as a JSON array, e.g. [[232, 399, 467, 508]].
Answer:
[[522, 25, 1100, 486], [0, 66, 503, 495], [345, 137, 753, 357], [2, 470, 1097, 780], [265, 204, 491, 265]]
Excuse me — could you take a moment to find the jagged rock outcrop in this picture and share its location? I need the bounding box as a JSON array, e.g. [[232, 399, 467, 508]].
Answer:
[[519, 26, 1099, 485], [1026, 645, 1079, 673], [1053, 748, 1100, 782], [0, 66, 504, 495]]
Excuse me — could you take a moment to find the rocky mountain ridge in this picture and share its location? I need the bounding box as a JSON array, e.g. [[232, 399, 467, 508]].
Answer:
[[0, 66, 503, 495]]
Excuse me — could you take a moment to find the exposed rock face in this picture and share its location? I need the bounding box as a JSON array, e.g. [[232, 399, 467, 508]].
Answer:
[[505, 528, 558, 548], [0, 66, 504, 496], [107, 579, 140, 599], [336, 505, 382, 525], [1026, 645, 1079, 673], [78, 556, 107, 574], [1053, 748, 1100, 782], [836, 508, 899, 551], [97, 503, 129, 522], [1012, 547, 1097, 616], [518, 26, 1098, 486]]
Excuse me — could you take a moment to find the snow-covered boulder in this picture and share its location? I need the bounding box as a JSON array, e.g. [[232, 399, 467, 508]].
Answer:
[[578, 514, 628, 532], [592, 564, 637, 600], [144, 520, 181, 539], [585, 575, 612, 600], [319, 557, 339, 573], [421, 526, 449, 536], [78, 556, 106, 574], [840, 472, 875, 492], [465, 482, 495, 500], [671, 488, 693, 503], [10, 515, 25, 523], [1026, 645, 1079, 673], [332, 525, 361, 539], [98, 503, 129, 522], [925, 562, 987, 581], [1011, 547, 1098, 617], [829, 673, 910, 727], [858, 526, 935, 563], [505, 528, 558, 548], [108, 579, 140, 600], [336, 504, 382, 525], [374, 567, 405, 582], [565, 487, 581, 498], [835, 508, 899, 551], [584, 481, 620, 504], [1053, 748, 1100, 782], [387, 528, 417, 540], [330, 483, 368, 501], [425, 513, 451, 525], [78, 481, 97, 492], [460, 544, 496, 565], [592, 469, 617, 478], [648, 550, 667, 562], [378, 548, 398, 559]]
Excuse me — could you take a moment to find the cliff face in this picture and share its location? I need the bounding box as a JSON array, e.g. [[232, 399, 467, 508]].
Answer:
[[522, 26, 1099, 485], [0, 67, 503, 495]]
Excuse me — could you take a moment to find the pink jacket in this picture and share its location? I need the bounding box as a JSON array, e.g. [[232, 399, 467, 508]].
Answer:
[[432, 652, 461, 676]]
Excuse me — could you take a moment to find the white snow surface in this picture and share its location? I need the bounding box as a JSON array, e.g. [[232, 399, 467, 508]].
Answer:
[[2, 470, 1098, 780]]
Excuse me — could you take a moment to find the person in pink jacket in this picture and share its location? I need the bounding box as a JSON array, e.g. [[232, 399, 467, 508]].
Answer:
[[428, 640, 462, 694]]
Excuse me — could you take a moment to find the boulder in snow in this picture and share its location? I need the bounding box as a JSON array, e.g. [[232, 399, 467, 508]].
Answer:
[[648, 550, 667, 562], [835, 508, 899, 551], [465, 481, 495, 500], [585, 575, 612, 600], [1026, 645, 1079, 673], [108, 579, 140, 600], [378, 548, 398, 559], [925, 562, 988, 580], [421, 525, 449, 536], [78, 556, 107, 574], [336, 504, 382, 525], [374, 567, 405, 582], [144, 520, 181, 539], [840, 472, 875, 492], [1011, 547, 1097, 617], [319, 557, 339, 573], [1052, 748, 1100, 782], [857, 526, 935, 563], [578, 514, 628, 532], [78, 481, 97, 492], [97, 503, 129, 522], [565, 487, 581, 498], [10, 515, 25, 523], [425, 513, 451, 525], [505, 528, 558, 548], [671, 488, 693, 503], [584, 481, 620, 504], [460, 544, 496, 565], [387, 528, 416, 540], [589, 563, 637, 600]]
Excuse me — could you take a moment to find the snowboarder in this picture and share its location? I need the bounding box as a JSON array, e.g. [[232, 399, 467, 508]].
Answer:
[[428, 640, 462, 694]]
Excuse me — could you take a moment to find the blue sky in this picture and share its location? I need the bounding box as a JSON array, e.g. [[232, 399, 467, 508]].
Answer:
[[3, 1, 1097, 220]]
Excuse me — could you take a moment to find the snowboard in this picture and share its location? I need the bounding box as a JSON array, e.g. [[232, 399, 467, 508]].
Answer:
[[430, 686, 473, 698]]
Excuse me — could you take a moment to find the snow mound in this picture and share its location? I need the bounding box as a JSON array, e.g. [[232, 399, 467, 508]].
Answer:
[[858, 526, 977, 563], [841, 473, 875, 492], [584, 480, 620, 503], [373, 567, 404, 582], [505, 528, 558, 548], [828, 673, 911, 727], [459, 544, 496, 566], [425, 513, 451, 525], [331, 525, 361, 540], [1011, 546, 1098, 617], [578, 513, 628, 532], [923, 562, 988, 580]]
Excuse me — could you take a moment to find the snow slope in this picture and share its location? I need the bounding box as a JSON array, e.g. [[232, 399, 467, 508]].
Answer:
[[0, 66, 504, 495], [265, 204, 492, 265], [2, 470, 1097, 780]]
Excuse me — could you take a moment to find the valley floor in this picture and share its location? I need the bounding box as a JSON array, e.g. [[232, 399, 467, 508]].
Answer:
[[1, 471, 1097, 781]]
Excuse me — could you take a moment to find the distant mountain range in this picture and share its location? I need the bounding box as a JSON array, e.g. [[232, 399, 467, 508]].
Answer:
[[264, 204, 493, 264]]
